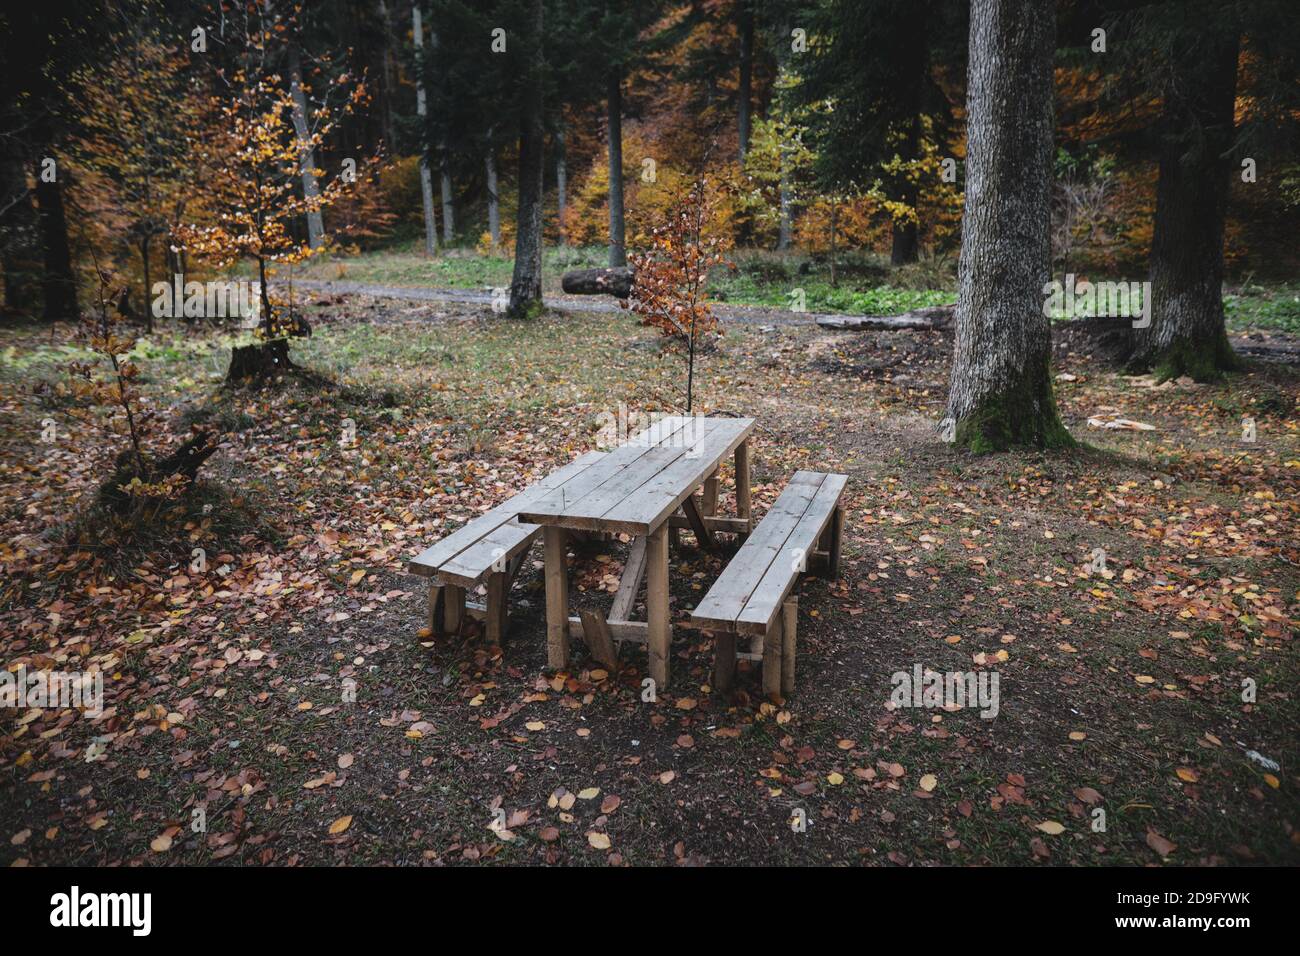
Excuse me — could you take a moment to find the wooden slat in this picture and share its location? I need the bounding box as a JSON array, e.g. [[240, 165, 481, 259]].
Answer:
[[680, 495, 715, 550], [544, 526, 569, 669], [578, 609, 619, 669], [518, 417, 698, 523], [781, 598, 798, 696], [609, 536, 647, 622], [646, 522, 670, 688], [735, 474, 847, 635], [408, 450, 607, 577], [599, 419, 754, 534], [519, 418, 756, 536], [522, 419, 731, 532], [689, 471, 826, 629]]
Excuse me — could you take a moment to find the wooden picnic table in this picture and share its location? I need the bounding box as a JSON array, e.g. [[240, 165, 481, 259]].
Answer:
[[517, 415, 756, 689]]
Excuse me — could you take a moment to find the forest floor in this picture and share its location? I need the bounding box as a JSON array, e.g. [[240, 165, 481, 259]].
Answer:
[[1, 291, 1297, 866]]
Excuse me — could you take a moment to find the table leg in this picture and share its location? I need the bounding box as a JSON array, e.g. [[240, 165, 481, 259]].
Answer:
[[646, 522, 671, 690], [544, 526, 569, 669], [735, 439, 752, 539]]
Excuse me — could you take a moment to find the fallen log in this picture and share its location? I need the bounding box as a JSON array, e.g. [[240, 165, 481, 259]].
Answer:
[[561, 267, 634, 298], [816, 304, 955, 331]]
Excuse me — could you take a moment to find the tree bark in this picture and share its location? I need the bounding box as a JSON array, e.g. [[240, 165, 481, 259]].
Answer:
[[508, 0, 545, 317], [1128, 30, 1240, 381], [556, 120, 567, 246], [412, 5, 438, 256], [738, 3, 754, 164], [288, 41, 325, 250], [945, 0, 1072, 452], [0, 142, 39, 314], [485, 148, 500, 250], [890, 119, 920, 265], [35, 168, 77, 323], [607, 69, 626, 268], [429, 28, 455, 244]]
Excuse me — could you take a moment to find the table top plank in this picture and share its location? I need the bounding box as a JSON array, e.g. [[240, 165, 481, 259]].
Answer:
[[601, 418, 754, 532], [519, 416, 755, 535]]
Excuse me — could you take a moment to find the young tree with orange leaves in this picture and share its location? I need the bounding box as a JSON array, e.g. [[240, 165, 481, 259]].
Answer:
[[624, 179, 731, 412], [177, 1, 370, 380]]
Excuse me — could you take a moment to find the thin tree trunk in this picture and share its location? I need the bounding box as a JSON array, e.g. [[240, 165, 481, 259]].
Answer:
[[485, 149, 500, 250], [288, 41, 324, 250], [35, 170, 77, 322], [945, 0, 1071, 452], [738, 3, 753, 164], [141, 235, 153, 333], [829, 200, 837, 287], [440, 167, 454, 243], [508, 0, 545, 317], [607, 69, 626, 268], [1129, 30, 1240, 381], [556, 120, 567, 246], [377, 0, 398, 149], [890, 118, 920, 265], [778, 150, 792, 250], [412, 4, 438, 256], [0, 144, 39, 313]]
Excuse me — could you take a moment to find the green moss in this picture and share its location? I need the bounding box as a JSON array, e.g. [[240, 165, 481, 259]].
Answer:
[[1150, 330, 1240, 383], [507, 297, 547, 321], [953, 367, 1075, 454]]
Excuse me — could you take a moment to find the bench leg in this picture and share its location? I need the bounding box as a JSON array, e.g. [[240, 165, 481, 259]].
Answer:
[[646, 522, 671, 690], [427, 584, 444, 637], [735, 440, 752, 541], [713, 630, 736, 693], [826, 505, 844, 578], [703, 469, 720, 516], [781, 598, 798, 697], [763, 612, 784, 700], [544, 526, 570, 670], [485, 571, 508, 646], [443, 584, 466, 636]]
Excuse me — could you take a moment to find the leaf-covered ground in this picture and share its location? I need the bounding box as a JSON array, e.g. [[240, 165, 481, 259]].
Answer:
[[1, 296, 1297, 866]]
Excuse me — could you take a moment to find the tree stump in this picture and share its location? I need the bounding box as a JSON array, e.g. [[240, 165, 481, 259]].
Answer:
[[226, 339, 296, 383]]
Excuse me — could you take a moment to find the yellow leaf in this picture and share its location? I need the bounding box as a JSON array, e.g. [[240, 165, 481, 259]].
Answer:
[[919, 773, 937, 792], [1264, 773, 1280, 789], [827, 772, 844, 786], [577, 787, 600, 800], [329, 815, 352, 835], [150, 833, 172, 852], [1068, 731, 1087, 741], [1036, 821, 1065, 835], [1175, 767, 1198, 783], [587, 831, 611, 850]]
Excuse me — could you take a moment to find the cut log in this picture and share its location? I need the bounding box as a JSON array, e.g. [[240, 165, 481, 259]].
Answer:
[[816, 304, 955, 331], [561, 267, 634, 298]]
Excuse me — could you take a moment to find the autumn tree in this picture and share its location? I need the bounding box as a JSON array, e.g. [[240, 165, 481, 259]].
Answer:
[[179, 2, 369, 380], [625, 179, 730, 412], [945, 0, 1072, 452], [66, 14, 205, 333]]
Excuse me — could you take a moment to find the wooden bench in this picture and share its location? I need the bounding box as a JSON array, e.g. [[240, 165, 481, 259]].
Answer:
[[691, 470, 847, 697], [407, 450, 608, 644]]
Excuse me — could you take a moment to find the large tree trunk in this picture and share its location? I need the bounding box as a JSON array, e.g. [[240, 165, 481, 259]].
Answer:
[[485, 149, 500, 250], [288, 41, 325, 250], [1129, 30, 1240, 381], [508, 0, 545, 317], [607, 69, 626, 268], [738, 3, 753, 163], [412, 5, 438, 256], [35, 168, 77, 322], [945, 0, 1071, 453]]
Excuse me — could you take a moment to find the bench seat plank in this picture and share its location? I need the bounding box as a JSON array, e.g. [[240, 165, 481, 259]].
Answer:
[[407, 450, 607, 581], [735, 473, 847, 634], [690, 471, 827, 628], [692, 471, 846, 634]]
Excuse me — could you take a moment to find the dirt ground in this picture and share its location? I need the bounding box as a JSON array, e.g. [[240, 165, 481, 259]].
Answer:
[[1, 294, 1297, 866]]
